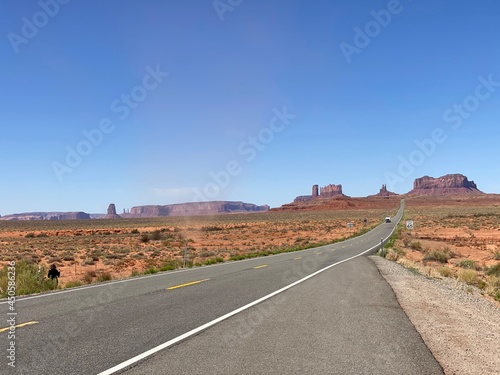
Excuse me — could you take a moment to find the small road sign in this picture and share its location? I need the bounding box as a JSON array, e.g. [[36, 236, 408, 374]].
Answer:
[[406, 220, 414, 230]]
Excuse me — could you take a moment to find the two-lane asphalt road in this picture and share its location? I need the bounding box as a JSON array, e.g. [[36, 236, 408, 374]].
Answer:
[[0, 202, 438, 375]]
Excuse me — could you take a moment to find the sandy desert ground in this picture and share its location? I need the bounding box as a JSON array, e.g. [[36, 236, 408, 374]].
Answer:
[[1, 194, 499, 304], [0, 205, 395, 289]]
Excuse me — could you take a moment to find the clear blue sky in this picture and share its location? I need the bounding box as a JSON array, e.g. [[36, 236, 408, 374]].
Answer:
[[1, 0, 500, 214]]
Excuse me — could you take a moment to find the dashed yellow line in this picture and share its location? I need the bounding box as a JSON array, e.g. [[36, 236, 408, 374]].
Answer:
[[0, 321, 39, 333], [294, 257, 302, 260], [253, 265, 268, 269], [167, 278, 210, 290]]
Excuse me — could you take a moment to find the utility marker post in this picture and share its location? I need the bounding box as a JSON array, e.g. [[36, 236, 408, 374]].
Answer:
[[183, 243, 187, 268]]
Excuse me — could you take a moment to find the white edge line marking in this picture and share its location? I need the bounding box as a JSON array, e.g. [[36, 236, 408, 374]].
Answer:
[[97, 220, 399, 375]]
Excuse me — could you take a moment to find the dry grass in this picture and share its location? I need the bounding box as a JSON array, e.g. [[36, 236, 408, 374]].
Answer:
[[0, 209, 391, 291], [387, 199, 500, 303]]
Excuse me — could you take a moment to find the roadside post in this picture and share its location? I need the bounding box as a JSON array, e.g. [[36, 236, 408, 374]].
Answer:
[[183, 243, 187, 268]]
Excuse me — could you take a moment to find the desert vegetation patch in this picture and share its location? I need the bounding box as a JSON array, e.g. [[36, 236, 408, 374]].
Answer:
[[0, 209, 392, 296]]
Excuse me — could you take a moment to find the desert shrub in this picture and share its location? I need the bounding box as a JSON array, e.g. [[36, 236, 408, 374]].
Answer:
[[150, 231, 163, 241], [410, 241, 423, 251], [151, 250, 161, 257], [385, 248, 405, 261], [201, 226, 224, 232], [83, 271, 95, 284], [203, 257, 224, 265], [25, 232, 35, 238], [438, 267, 453, 278], [144, 267, 158, 275], [485, 262, 500, 277], [485, 276, 500, 298], [394, 247, 406, 255], [97, 272, 112, 282], [457, 269, 485, 289], [130, 270, 141, 277], [422, 249, 453, 263], [160, 262, 176, 272], [62, 254, 75, 261], [402, 237, 411, 247], [457, 259, 476, 269], [140, 234, 150, 243], [91, 249, 105, 257], [106, 253, 124, 260], [385, 251, 398, 261], [65, 281, 82, 288], [0, 261, 57, 297], [494, 290, 500, 302], [130, 229, 139, 234], [384, 231, 398, 249], [81, 258, 95, 266], [229, 255, 246, 261]]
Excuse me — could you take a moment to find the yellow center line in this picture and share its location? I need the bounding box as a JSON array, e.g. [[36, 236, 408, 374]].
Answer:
[[0, 321, 39, 333], [294, 257, 302, 260], [253, 265, 268, 269], [167, 278, 210, 290]]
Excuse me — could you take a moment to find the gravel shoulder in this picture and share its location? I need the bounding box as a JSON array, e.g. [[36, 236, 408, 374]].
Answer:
[[371, 256, 500, 375]]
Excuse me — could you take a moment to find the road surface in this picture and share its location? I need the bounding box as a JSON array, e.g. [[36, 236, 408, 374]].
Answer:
[[1, 201, 441, 374]]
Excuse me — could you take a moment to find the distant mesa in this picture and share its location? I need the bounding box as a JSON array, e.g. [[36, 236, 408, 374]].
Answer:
[[0, 174, 486, 220], [0, 212, 91, 221], [126, 201, 270, 218], [0, 201, 269, 220], [408, 174, 483, 196], [294, 183, 348, 202], [282, 173, 485, 210], [104, 203, 122, 219]]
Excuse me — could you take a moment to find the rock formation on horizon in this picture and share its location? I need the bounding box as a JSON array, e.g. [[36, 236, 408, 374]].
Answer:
[[0, 212, 91, 221], [320, 184, 345, 198], [370, 184, 398, 197], [126, 201, 270, 218], [408, 174, 483, 196], [294, 183, 348, 202], [104, 203, 122, 219]]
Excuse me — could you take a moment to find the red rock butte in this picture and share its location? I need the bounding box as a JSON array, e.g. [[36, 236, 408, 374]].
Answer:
[[370, 184, 398, 197], [408, 174, 483, 196], [294, 183, 347, 202]]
